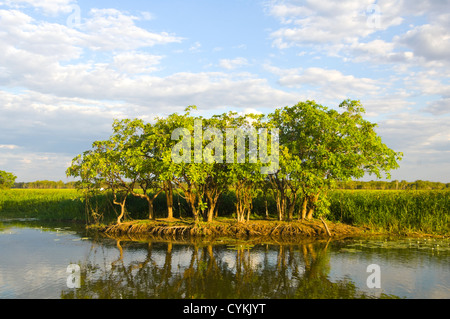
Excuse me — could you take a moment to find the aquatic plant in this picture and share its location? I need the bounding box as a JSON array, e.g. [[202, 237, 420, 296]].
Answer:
[[328, 190, 449, 235]]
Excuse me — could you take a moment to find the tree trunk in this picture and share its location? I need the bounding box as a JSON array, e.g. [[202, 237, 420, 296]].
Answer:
[[165, 181, 174, 219], [186, 191, 199, 224], [204, 186, 220, 223], [234, 182, 247, 223], [306, 193, 319, 220], [287, 202, 295, 221], [268, 174, 287, 221], [113, 192, 128, 225], [265, 198, 269, 219], [300, 197, 308, 220], [214, 199, 219, 218], [320, 216, 332, 237], [204, 204, 215, 222], [118, 203, 125, 224], [131, 188, 162, 221], [192, 204, 199, 224], [148, 200, 154, 220], [276, 195, 286, 221]]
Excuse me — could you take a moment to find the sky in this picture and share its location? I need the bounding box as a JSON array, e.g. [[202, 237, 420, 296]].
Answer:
[[0, 0, 449, 183]]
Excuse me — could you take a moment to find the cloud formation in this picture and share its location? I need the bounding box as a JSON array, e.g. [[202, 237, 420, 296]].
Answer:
[[0, 0, 449, 182]]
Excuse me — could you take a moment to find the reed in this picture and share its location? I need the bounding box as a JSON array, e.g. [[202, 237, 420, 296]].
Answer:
[[328, 189, 449, 235], [0, 189, 85, 221]]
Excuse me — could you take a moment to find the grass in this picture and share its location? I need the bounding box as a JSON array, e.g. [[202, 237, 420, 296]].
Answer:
[[0, 189, 85, 221], [328, 189, 449, 236]]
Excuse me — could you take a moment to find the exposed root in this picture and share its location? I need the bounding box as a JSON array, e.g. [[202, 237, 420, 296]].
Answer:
[[96, 218, 365, 242]]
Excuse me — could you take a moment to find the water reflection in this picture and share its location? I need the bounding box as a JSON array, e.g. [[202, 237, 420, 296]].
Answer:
[[1, 220, 448, 299], [61, 237, 398, 299]]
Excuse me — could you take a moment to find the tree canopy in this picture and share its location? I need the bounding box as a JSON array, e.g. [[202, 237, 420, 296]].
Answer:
[[0, 170, 17, 189], [67, 100, 402, 224]]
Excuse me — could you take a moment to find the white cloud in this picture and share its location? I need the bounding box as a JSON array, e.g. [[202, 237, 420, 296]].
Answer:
[[189, 41, 202, 52], [424, 98, 450, 115], [113, 52, 163, 74], [375, 112, 450, 181], [0, 148, 75, 181], [219, 57, 248, 70], [396, 24, 450, 64], [404, 70, 450, 97], [266, 65, 379, 102], [267, 0, 403, 48], [0, 8, 185, 102], [1, 1, 449, 182], [3, 0, 76, 15], [267, 0, 450, 71], [80, 8, 183, 51], [0, 9, 83, 64], [345, 39, 415, 65], [0, 89, 126, 151], [362, 96, 414, 118], [0, 144, 19, 150]]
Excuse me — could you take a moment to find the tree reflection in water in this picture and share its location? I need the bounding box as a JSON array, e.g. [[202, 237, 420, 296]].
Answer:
[[61, 237, 397, 299]]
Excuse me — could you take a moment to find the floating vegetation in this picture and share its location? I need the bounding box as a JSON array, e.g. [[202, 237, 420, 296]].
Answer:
[[226, 244, 255, 250], [340, 238, 450, 254], [339, 248, 361, 253]]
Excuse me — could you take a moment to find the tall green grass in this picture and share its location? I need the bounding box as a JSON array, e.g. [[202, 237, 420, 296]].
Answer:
[[0, 189, 182, 222], [0, 189, 85, 221], [328, 190, 449, 235]]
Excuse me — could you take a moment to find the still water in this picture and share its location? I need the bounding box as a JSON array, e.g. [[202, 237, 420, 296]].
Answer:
[[0, 219, 449, 299]]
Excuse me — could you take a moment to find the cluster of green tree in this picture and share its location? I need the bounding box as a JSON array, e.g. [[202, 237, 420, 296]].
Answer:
[[0, 170, 17, 189], [336, 180, 450, 190], [13, 180, 77, 189], [67, 100, 402, 225]]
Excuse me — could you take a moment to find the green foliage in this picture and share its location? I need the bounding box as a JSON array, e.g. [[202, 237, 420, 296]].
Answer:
[[267, 100, 402, 220], [0, 170, 17, 189]]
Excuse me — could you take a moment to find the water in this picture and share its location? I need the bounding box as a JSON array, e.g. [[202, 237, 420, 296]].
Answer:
[[0, 219, 449, 299]]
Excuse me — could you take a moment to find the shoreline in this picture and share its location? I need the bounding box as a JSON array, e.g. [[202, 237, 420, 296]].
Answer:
[[93, 218, 388, 242]]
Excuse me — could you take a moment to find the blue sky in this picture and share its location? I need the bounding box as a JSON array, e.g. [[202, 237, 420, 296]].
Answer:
[[0, 0, 449, 182]]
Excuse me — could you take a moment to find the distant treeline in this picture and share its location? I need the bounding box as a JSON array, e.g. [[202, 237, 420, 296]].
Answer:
[[336, 180, 450, 190], [12, 179, 450, 190], [13, 180, 77, 189]]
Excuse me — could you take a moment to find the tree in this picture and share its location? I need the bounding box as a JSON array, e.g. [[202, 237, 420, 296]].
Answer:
[[110, 119, 165, 220], [67, 136, 138, 225], [153, 108, 198, 220], [268, 100, 402, 220], [0, 170, 16, 189], [67, 99, 402, 225], [225, 112, 271, 222]]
